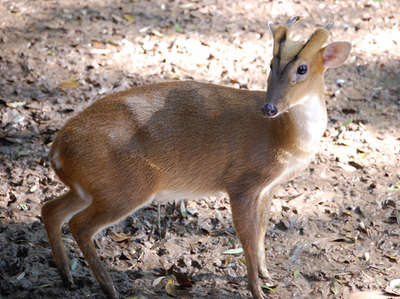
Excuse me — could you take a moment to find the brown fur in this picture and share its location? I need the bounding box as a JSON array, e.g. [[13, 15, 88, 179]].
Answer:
[[41, 23, 350, 299]]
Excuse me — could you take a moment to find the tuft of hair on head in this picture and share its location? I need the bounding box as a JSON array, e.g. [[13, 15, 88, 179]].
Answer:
[[297, 29, 330, 59], [269, 17, 333, 65], [268, 17, 304, 66]]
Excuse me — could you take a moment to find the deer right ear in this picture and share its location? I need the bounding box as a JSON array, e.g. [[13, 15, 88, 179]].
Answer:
[[322, 41, 351, 68], [268, 22, 277, 36]]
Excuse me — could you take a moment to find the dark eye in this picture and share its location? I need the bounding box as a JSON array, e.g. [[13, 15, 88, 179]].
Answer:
[[297, 64, 308, 75]]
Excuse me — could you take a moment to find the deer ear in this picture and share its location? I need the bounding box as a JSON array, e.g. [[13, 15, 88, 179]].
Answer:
[[322, 41, 351, 68], [268, 22, 277, 36]]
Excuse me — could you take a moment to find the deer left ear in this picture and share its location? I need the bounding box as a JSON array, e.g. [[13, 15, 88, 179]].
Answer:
[[321, 41, 351, 68]]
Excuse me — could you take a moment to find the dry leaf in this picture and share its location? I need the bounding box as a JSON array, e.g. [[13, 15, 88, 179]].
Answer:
[[385, 279, 400, 296], [152, 30, 164, 37], [224, 255, 232, 266], [174, 23, 184, 33], [89, 48, 111, 55], [139, 26, 150, 33], [110, 232, 132, 242], [180, 3, 195, 9], [16, 272, 25, 280], [386, 182, 400, 193], [108, 40, 119, 47], [6, 101, 26, 108], [293, 269, 300, 279], [337, 162, 356, 172], [355, 152, 368, 160], [165, 275, 176, 296], [152, 276, 165, 287], [179, 200, 188, 218], [348, 291, 388, 299], [29, 185, 38, 193], [348, 161, 363, 170], [384, 254, 399, 263], [170, 73, 180, 80], [223, 248, 243, 255], [10, 9, 21, 16], [261, 283, 277, 292], [58, 79, 81, 89], [330, 279, 341, 295], [91, 40, 103, 48], [123, 14, 136, 22], [71, 258, 79, 271], [238, 257, 246, 266], [174, 272, 192, 288], [341, 117, 353, 128]]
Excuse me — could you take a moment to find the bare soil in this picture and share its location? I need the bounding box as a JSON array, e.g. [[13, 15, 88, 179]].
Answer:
[[0, 1, 399, 298]]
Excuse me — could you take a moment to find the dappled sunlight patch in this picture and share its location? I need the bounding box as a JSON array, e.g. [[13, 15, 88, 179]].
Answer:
[[106, 33, 270, 90], [353, 28, 400, 58], [0, 0, 399, 298]]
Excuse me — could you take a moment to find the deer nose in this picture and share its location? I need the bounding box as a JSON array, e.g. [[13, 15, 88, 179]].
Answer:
[[261, 103, 278, 117]]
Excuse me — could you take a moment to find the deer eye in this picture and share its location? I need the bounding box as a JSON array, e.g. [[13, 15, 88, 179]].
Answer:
[[297, 64, 308, 75]]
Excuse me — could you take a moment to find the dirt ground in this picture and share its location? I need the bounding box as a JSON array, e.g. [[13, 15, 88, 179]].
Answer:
[[0, 0, 399, 298]]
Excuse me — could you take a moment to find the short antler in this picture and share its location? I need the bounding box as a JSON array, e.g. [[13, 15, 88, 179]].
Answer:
[[268, 16, 301, 41], [325, 20, 334, 31], [269, 16, 303, 56], [286, 16, 302, 26]]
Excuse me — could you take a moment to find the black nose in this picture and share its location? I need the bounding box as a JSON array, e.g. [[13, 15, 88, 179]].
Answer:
[[261, 103, 278, 117]]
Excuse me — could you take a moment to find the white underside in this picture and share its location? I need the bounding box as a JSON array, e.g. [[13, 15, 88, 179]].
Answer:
[[153, 190, 225, 203]]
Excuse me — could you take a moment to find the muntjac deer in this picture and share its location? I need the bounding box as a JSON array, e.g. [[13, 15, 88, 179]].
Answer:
[[42, 19, 350, 299]]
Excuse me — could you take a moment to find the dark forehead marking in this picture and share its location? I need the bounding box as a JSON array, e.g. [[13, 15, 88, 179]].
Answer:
[[276, 30, 287, 61], [293, 36, 312, 60], [282, 34, 316, 71], [273, 35, 313, 76], [271, 30, 287, 77]]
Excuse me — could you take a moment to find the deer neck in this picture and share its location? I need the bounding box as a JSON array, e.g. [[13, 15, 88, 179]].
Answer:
[[288, 93, 327, 154]]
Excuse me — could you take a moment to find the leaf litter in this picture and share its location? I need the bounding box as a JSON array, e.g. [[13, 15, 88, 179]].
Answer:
[[0, 0, 399, 298]]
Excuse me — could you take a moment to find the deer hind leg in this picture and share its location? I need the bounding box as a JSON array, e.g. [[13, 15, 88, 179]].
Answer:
[[68, 178, 157, 299], [229, 186, 268, 299], [41, 190, 89, 286]]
